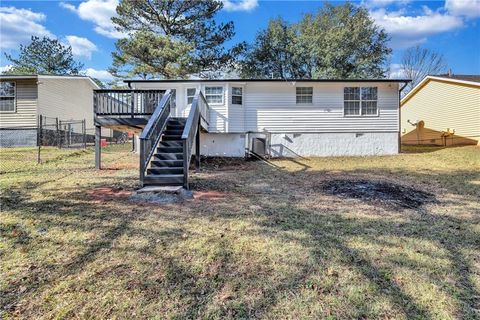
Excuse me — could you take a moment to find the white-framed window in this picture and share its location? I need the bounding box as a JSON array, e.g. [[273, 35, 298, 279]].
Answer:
[[296, 87, 313, 104], [0, 81, 16, 112], [205, 86, 224, 104], [186, 88, 196, 105], [344, 87, 378, 116], [231, 87, 243, 105]]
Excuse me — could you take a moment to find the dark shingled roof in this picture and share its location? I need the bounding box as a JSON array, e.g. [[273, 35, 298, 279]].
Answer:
[[436, 74, 480, 83]]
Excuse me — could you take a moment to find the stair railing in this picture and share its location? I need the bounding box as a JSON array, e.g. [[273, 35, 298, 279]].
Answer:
[[139, 89, 174, 186], [181, 90, 210, 189]]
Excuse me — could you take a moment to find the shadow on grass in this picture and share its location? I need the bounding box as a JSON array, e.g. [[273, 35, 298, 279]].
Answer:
[[1, 156, 479, 318], [191, 163, 479, 318]]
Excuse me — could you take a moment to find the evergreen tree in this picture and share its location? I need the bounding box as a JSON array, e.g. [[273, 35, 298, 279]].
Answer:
[[4, 36, 83, 75], [110, 0, 244, 79]]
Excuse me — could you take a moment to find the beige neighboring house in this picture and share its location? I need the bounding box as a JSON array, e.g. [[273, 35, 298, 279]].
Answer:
[[0, 74, 104, 147], [401, 74, 480, 146]]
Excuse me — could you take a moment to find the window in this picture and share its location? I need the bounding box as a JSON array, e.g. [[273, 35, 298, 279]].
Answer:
[[360, 87, 378, 115], [0, 81, 16, 112], [186, 88, 196, 105], [205, 86, 224, 104], [344, 87, 378, 116], [232, 87, 243, 105], [296, 87, 313, 104]]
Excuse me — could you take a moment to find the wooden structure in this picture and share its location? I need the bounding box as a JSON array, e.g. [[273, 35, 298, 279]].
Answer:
[[94, 89, 210, 189]]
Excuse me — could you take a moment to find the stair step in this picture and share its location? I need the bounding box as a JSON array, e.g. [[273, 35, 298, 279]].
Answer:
[[159, 141, 183, 147], [163, 135, 182, 141], [168, 119, 187, 125], [164, 130, 183, 136], [143, 174, 184, 186], [157, 146, 183, 153], [167, 124, 185, 130], [147, 167, 184, 175], [151, 159, 184, 167], [154, 153, 184, 160]]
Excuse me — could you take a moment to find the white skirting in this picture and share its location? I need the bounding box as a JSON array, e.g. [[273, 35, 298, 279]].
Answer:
[[199, 132, 399, 157]]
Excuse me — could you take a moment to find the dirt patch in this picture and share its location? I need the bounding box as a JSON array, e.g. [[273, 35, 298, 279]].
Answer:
[[322, 179, 436, 210], [193, 190, 228, 200]]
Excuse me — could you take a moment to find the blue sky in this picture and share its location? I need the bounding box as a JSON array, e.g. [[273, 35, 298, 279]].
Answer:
[[1, 0, 479, 80]]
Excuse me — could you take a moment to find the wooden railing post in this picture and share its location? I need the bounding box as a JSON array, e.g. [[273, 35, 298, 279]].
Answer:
[[183, 141, 189, 189], [195, 121, 200, 172], [131, 90, 135, 118], [139, 139, 145, 186]]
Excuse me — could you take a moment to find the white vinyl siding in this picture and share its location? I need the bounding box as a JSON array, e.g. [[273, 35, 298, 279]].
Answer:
[[132, 81, 399, 134], [0, 79, 37, 128], [244, 82, 398, 133]]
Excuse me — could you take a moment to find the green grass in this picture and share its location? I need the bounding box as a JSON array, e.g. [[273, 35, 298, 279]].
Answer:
[[1, 145, 479, 319]]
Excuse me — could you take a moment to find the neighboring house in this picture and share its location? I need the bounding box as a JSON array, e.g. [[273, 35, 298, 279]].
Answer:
[[126, 79, 409, 157], [0, 74, 101, 147], [401, 75, 480, 146]]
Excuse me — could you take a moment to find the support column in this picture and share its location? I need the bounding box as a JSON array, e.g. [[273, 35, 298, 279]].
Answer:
[[95, 125, 101, 169], [195, 126, 200, 172]]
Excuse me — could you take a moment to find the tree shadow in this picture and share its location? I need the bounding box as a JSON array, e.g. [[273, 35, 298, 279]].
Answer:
[[189, 161, 479, 318]]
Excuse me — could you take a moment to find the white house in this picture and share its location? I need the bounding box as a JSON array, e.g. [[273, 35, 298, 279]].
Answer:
[[125, 79, 409, 157]]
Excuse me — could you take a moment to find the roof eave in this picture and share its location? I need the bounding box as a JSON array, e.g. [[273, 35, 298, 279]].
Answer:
[[124, 78, 412, 84]]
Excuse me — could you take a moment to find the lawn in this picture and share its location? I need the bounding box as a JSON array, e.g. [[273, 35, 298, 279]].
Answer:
[[1, 144, 479, 319]]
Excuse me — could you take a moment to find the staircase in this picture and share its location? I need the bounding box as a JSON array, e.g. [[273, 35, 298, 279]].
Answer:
[[94, 88, 209, 190], [143, 118, 187, 187]]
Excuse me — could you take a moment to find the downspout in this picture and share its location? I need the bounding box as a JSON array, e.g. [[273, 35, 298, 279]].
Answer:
[[398, 81, 409, 153]]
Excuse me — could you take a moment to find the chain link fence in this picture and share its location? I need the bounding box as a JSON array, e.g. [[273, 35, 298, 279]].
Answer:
[[0, 115, 132, 174]]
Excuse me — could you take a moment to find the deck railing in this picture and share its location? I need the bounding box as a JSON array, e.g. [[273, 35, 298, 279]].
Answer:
[[94, 89, 166, 117], [181, 90, 210, 189], [139, 90, 174, 185]]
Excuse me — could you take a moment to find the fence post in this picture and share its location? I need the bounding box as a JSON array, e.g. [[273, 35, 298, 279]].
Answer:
[[55, 118, 59, 148], [37, 115, 42, 164], [83, 119, 86, 149], [59, 120, 63, 149], [95, 125, 101, 169]]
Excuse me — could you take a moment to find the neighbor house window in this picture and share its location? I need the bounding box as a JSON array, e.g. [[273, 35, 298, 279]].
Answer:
[[232, 87, 243, 105], [186, 88, 196, 105], [296, 87, 313, 104], [344, 87, 378, 116], [0, 81, 16, 112], [205, 86, 224, 104]]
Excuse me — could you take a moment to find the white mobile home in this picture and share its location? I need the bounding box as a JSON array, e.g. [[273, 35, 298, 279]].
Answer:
[[126, 79, 409, 157], [0, 75, 101, 147]]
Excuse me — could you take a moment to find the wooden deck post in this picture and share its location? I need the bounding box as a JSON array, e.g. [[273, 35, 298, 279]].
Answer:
[[95, 125, 101, 169], [195, 125, 200, 172]]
